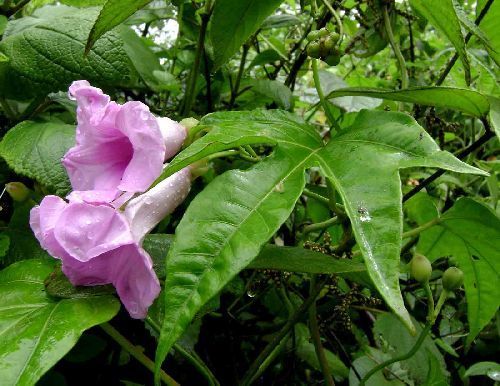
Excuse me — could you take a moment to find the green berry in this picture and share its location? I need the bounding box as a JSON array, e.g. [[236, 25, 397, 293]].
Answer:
[[323, 36, 336, 53], [318, 27, 329, 37], [307, 41, 321, 58], [329, 31, 340, 43], [5, 182, 30, 202], [324, 54, 340, 66], [442, 267, 464, 291], [410, 254, 432, 283], [307, 30, 320, 42]]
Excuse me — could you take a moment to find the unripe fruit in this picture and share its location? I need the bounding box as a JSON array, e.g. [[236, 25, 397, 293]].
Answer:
[[442, 267, 464, 291], [410, 254, 432, 283], [318, 27, 329, 37], [323, 36, 336, 53], [307, 30, 320, 42], [324, 53, 341, 66], [329, 31, 340, 43], [307, 41, 321, 58], [5, 182, 30, 202]]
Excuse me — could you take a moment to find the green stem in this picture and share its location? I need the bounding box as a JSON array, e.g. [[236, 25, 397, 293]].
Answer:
[[145, 317, 219, 386], [402, 217, 440, 239], [248, 333, 291, 384], [241, 279, 326, 385], [308, 275, 335, 386], [100, 323, 179, 386], [303, 216, 339, 234], [303, 188, 330, 205], [229, 43, 249, 108], [359, 322, 432, 386], [423, 281, 435, 322], [207, 150, 239, 161], [383, 5, 408, 91], [180, 0, 213, 116], [312, 59, 336, 127], [319, 0, 343, 41], [433, 289, 449, 321]]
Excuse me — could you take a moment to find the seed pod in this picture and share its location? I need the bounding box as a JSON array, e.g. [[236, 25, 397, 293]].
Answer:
[[307, 41, 321, 58], [410, 254, 432, 283], [307, 30, 320, 42], [442, 267, 464, 291], [5, 182, 30, 202]]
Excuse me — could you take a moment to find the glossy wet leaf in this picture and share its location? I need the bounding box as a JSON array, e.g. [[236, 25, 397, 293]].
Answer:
[[0, 259, 120, 386], [409, 0, 470, 84], [0, 121, 75, 195], [326, 87, 490, 117], [416, 198, 500, 346], [86, 0, 153, 52], [155, 110, 484, 376], [209, 0, 284, 70]]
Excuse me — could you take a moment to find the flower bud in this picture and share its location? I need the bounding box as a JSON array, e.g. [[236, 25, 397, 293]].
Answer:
[[410, 254, 432, 283], [442, 267, 464, 291], [5, 182, 30, 202]]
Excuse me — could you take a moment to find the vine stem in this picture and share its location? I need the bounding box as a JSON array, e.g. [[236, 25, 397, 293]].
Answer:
[[303, 216, 339, 234], [359, 322, 432, 385], [435, 0, 494, 86], [402, 217, 441, 239], [308, 275, 335, 385], [99, 323, 179, 386], [240, 279, 327, 385], [383, 5, 408, 92], [312, 59, 337, 127], [180, 0, 214, 116], [319, 0, 343, 40], [145, 317, 220, 386]]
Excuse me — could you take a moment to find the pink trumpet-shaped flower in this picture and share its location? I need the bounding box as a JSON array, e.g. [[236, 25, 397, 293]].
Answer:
[[62, 81, 187, 201], [30, 168, 192, 319]]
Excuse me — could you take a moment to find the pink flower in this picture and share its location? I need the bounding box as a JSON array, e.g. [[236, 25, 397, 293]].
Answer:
[[30, 169, 192, 319], [62, 81, 187, 201]]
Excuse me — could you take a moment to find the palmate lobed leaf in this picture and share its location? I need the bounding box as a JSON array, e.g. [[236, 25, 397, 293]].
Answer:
[[0, 259, 120, 386], [154, 109, 485, 380], [416, 198, 500, 346]]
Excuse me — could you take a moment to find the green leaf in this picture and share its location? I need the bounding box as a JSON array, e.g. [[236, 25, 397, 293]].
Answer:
[[475, 0, 500, 67], [417, 198, 500, 346], [0, 121, 75, 195], [374, 313, 448, 384], [295, 323, 349, 380], [464, 361, 500, 379], [209, 0, 285, 70], [143, 234, 366, 278], [487, 96, 500, 139], [119, 27, 163, 90], [0, 6, 134, 100], [261, 14, 301, 30], [0, 259, 119, 385], [409, 0, 470, 84], [86, 0, 153, 53], [249, 245, 366, 274], [326, 87, 490, 117], [350, 348, 405, 386], [155, 110, 484, 376], [249, 79, 294, 110], [3, 201, 50, 265], [248, 49, 281, 68], [0, 233, 9, 258]]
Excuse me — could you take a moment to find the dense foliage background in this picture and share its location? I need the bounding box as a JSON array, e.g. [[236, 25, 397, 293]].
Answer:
[[0, 0, 498, 385]]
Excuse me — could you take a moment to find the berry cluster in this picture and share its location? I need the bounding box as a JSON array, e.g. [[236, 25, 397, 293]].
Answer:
[[306, 27, 342, 66]]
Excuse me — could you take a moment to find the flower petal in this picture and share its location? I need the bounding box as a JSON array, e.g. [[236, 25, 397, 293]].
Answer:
[[157, 117, 187, 160], [124, 167, 192, 241], [115, 102, 166, 193], [54, 202, 134, 262]]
